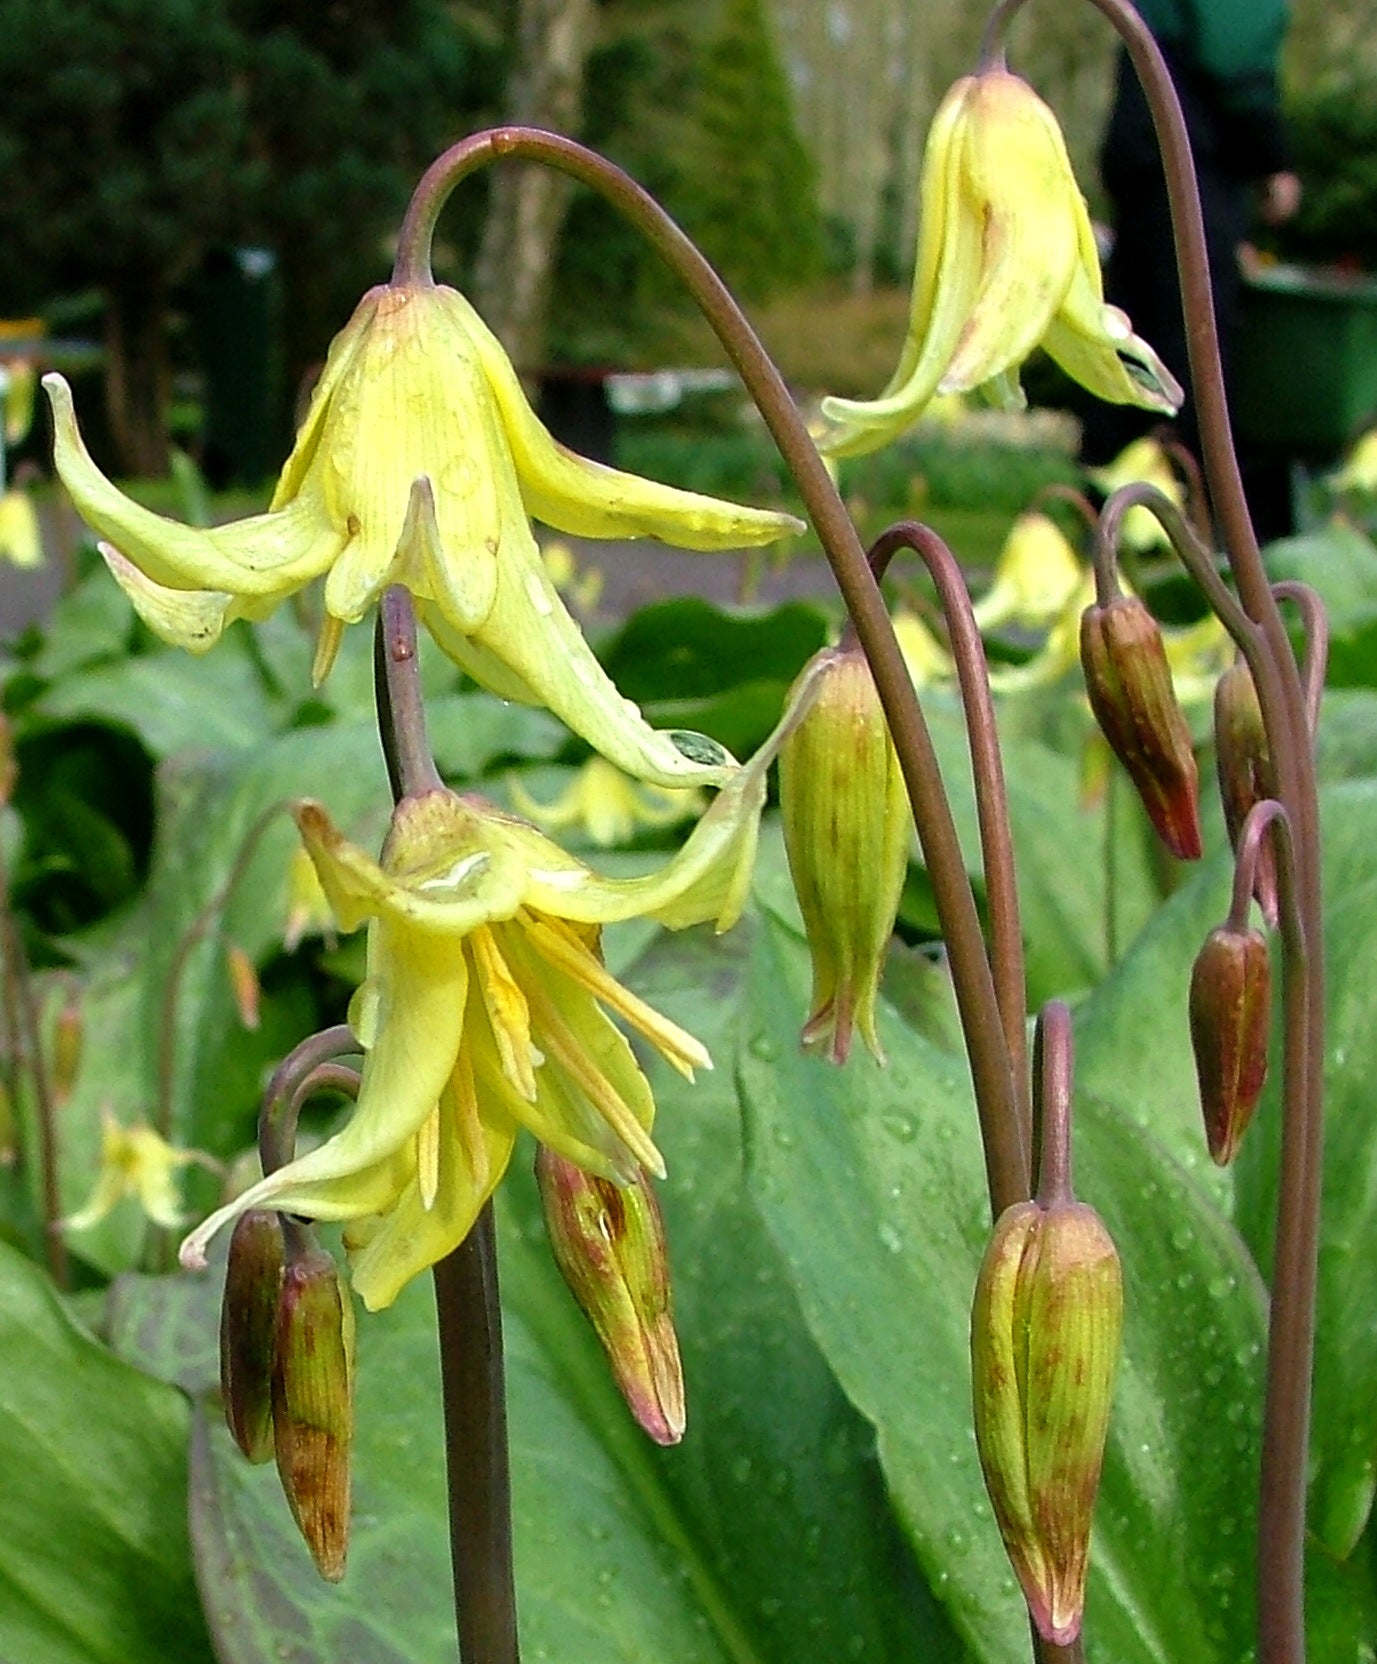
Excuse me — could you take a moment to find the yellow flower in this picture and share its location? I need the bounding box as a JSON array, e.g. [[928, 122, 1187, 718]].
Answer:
[[3, 358, 36, 447], [180, 747, 775, 1310], [890, 606, 955, 685], [1087, 437, 1185, 552], [972, 511, 1083, 632], [1331, 428, 1377, 494], [0, 488, 42, 569], [282, 842, 336, 952], [987, 571, 1100, 693], [508, 757, 704, 848], [65, 1110, 201, 1232], [817, 72, 1180, 459], [43, 283, 801, 790]]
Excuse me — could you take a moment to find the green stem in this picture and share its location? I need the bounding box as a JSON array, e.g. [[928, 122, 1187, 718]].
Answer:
[[372, 588, 519, 1664], [394, 126, 1029, 1222], [1032, 1002, 1074, 1208]]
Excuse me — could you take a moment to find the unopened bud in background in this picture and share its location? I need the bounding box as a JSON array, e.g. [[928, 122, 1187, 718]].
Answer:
[[48, 987, 83, 1107], [778, 646, 910, 1064], [272, 1241, 354, 1581], [225, 942, 261, 1032], [220, 1209, 285, 1464], [1080, 594, 1202, 860], [971, 1197, 1123, 1645], [1214, 658, 1278, 924], [1190, 924, 1271, 1165], [536, 1146, 685, 1445]]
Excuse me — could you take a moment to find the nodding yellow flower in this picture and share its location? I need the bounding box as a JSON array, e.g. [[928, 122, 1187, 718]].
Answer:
[[508, 757, 704, 849], [1087, 437, 1186, 553], [817, 71, 1180, 460], [987, 570, 1101, 693], [3, 358, 36, 447], [43, 282, 801, 791], [64, 1110, 204, 1233], [891, 607, 955, 686], [972, 512, 1083, 633], [0, 488, 42, 569], [1331, 427, 1377, 493], [179, 753, 774, 1310]]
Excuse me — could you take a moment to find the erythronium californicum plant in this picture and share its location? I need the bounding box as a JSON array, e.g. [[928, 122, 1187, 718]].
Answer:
[[38, 0, 1333, 1657]]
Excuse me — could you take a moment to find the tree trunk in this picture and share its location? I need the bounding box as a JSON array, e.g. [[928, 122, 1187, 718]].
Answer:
[[471, 0, 598, 374], [103, 275, 171, 478]]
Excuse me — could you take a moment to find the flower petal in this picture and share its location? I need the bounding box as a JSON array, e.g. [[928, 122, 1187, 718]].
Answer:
[[463, 293, 801, 549], [99, 542, 239, 652], [44, 374, 345, 597]]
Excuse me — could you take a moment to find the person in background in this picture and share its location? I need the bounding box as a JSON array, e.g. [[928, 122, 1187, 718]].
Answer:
[[1085, 0, 1302, 538]]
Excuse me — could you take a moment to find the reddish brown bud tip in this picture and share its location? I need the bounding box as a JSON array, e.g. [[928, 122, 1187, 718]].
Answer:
[[272, 1245, 354, 1581], [220, 1209, 285, 1464], [1190, 924, 1271, 1164], [1080, 596, 1202, 860], [536, 1147, 685, 1444]]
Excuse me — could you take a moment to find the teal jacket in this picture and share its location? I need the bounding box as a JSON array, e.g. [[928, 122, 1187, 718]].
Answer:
[[1103, 0, 1292, 180]]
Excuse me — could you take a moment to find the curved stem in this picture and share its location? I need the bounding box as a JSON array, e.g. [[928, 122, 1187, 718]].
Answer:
[[1031, 482, 1101, 540], [1271, 582, 1328, 735], [259, 1025, 359, 1177], [392, 124, 1028, 1218], [870, 520, 1031, 1153], [1228, 801, 1295, 939]]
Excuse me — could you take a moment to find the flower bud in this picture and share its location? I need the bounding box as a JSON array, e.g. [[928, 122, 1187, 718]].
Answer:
[[778, 646, 910, 1063], [1080, 594, 1202, 859], [219, 1209, 285, 1464], [536, 1147, 685, 1445], [225, 942, 261, 1031], [1190, 924, 1271, 1165], [1214, 659, 1278, 924], [272, 1243, 354, 1581], [48, 989, 83, 1108], [971, 1198, 1123, 1646]]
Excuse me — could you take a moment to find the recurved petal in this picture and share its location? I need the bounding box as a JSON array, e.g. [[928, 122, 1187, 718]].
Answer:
[[419, 584, 741, 792], [294, 798, 527, 937], [180, 926, 470, 1269], [99, 542, 238, 652], [45, 375, 345, 598], [1045, 269, 1183, 413], [462, 293, 801, 549]]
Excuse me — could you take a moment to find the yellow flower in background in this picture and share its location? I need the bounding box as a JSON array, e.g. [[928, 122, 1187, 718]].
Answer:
[[0, 488, 41, 568], [817, 71, 1180, 460], [3, 359, 36, 447], [1162, 611, 1234, 706], [891, 607, 955, 686], [972, 511, 1083, 632], [1087, 437, 1186, 553], [542, 537, 604, 614], [44, 282, 801, 791], [987, 571, 1100, 693], [1331, 428, 1377, 493], [509, 757, 704, 848], [282, 842, 336, 952], [65, 1110, 203, 1233]]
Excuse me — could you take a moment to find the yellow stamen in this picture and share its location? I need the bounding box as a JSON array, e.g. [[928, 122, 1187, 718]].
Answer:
[[469, 925, 537, 1100]]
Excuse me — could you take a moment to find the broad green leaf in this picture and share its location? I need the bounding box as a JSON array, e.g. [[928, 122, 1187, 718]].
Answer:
[[740, 913, 1267, 1664], [597, 597, 828, 703], [1234, 781, 1377, 1557], [137, 918, 964, 1662], [0, 1240, 212, 1664]]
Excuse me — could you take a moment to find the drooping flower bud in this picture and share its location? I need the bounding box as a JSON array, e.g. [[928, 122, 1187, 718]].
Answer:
[[225, 942, 262, 1031], [971, 1197, 1123, 1646], [272, 1242, 354, 1581], [219, 1209, 285, 1464], [1214, 659, 1278, 924], [1189, 924, 1271, 1165], [1080, 593, 1202, 859], [535, 1147, 685, 1445], [48, 988, 83, 1107], [778, 646, 910, 1064]]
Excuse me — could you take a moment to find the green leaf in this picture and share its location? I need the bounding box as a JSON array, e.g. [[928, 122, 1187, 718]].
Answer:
[[597, 597, 828, 703], [1234, 781, 1377, 1558], [0, 1240, 212, 1664], [739, 912, 1267, 1664], [150, 918, 964, 1662]]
